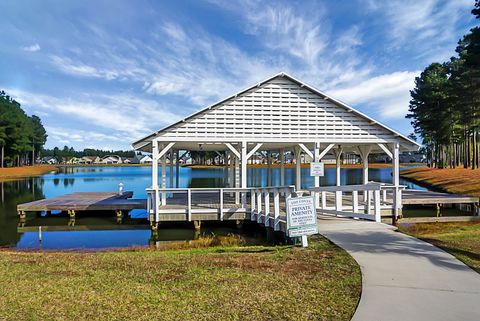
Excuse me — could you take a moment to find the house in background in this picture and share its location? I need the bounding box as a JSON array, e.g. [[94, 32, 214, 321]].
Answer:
[[132, 154, 153, 164], [41, 156, 58, 164], [101, 155, 123, 164], [64, 157, 81, 164], [80, 156, 101, 164]]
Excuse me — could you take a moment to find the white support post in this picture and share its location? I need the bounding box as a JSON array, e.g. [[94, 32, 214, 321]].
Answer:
[[151, 140, 159, 222], [241, 141, 247, 207], [280, 148, 285, 186], [274, 188, 280, 231], [358, 145, 372, 201], [267, 151, 272, 186], [334, 147, 343, 187], [235, 156, 240, 204], [321, 191, 326, 209], [392, 142, 401, 218], [169, 149, 174, 188], [161, 152, 167, 205], [374, 189, 381, 222], [229, 153, 234, 186], [250, 189, 256, 221], [301, 235, 308, 248], [314, 142, 320, 208], [264, 189, 270, 227], [175, 150, 180, 188], [224, 151, 229, 187], [295, 147, 302, 191]]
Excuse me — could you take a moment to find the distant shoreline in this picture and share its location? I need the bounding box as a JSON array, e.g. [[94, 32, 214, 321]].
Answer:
[[0, 165, 58, 182]]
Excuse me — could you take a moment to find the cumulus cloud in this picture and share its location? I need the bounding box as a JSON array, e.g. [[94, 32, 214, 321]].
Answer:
[[5, 87, 183, 148], [23, 43, 40, 52], [329, 71, 420, 119], [365, 0, 474, 61]]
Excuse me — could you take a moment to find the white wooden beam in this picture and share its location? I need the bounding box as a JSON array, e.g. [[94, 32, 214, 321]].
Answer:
[[246, 143, 263, 159], [280, 148, 285, 186], [357, 145, 373, 160], [377, 143, 393, 159], [225, 143, 240, 159], [156, 142, 176, 161], [298, 143, 313, 159], [318, 143, 335, 160]]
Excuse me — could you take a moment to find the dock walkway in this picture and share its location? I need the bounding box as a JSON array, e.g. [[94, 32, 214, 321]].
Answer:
[[17, 191, 145, 212]]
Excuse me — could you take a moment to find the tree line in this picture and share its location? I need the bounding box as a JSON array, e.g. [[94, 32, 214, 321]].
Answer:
[[0, 91, 47, 167], [42, 146, 135, 160], [407, 1, 480, 169]]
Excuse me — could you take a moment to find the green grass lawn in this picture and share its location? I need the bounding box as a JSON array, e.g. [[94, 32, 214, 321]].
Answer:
[[399, 222, 480, 273], [0, 235, 360, 321]]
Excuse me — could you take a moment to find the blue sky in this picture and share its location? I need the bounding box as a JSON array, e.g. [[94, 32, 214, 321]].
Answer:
[[0, 0, 476, 150]]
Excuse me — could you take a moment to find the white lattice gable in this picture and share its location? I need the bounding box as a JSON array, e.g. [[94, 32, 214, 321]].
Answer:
[[133, 73, 419, 152]]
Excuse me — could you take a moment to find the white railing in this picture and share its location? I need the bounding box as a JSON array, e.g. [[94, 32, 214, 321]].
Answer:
[[250, 186, 296, 232], [309, 183, 405, 222], [146, 185, 296, 227]]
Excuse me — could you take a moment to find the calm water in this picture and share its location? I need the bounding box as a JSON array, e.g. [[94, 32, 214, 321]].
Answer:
[[0, 165, 425, 250]]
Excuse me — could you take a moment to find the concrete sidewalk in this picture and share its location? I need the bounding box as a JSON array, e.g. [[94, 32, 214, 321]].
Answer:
[[317, 216, 480, 321]]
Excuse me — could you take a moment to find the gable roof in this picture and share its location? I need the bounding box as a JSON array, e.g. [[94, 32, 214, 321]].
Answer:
[[132, 72, 420, 152]]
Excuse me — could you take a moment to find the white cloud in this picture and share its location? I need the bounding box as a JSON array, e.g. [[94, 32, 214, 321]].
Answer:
[[23, 43, 40, 52], [5, 87, 184, 147], [329, 70, 420, 119], [365, 0, 474, 61]]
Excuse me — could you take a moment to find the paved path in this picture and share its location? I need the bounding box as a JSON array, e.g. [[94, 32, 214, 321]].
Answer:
[[317, 216, 480, 321]]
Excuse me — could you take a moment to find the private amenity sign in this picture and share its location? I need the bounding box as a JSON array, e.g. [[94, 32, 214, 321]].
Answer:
[[310, 162, 324, 176], [286, 196, 318, 237]]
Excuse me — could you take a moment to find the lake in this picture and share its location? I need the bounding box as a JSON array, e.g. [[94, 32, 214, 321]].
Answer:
[[0, 165, 426, 250]]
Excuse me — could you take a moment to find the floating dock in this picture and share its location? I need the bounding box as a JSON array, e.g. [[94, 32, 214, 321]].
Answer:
[[17, 191, 146, 227]]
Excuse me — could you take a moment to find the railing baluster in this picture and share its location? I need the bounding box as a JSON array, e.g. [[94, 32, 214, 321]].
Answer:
[[187, 189, 192, 221], [374, 189, 381, 222], [352, 190, 358, 213], [250, 189, 256, 221], [274, 188, 280, 231], [335, 191, 342, 212], [219, 188, 224, 221], [366, 190, 372, 214], [257, 190, 262, 224], [264, 189, 270, 227]]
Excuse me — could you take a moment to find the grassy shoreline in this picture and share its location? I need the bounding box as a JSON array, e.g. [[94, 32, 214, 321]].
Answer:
[[0, 235, 361, 320], [399, 222, 480, 273], [0, 165, 58, 182], [400, 167, 480, 197]]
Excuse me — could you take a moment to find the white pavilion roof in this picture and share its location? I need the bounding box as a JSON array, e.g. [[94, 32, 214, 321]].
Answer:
[[132, 72, 420, 153]]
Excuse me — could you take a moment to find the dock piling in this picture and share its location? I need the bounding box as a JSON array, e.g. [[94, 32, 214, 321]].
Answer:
[[193, 220, 201, 231]]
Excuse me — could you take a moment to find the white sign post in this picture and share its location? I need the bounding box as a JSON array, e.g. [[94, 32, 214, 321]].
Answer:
[[286, 196, 318, 247], [310, 162, 324, 176]]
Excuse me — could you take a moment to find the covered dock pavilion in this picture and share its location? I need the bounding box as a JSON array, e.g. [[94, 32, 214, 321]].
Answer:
[[132, 72, 420, 229]]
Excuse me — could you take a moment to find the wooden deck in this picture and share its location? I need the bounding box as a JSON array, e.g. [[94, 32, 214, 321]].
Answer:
[[17, 191, 146, 212], [401, 189, 479, 205], [16, 187, 479, 229]]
